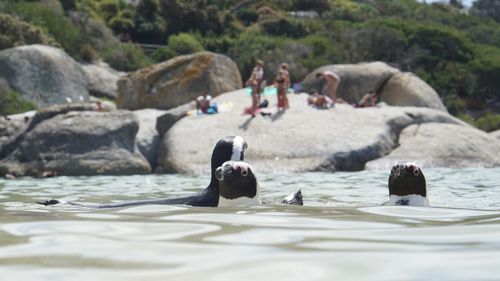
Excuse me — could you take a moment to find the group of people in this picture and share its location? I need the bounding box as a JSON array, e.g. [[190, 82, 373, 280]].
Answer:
[[246, 60, 291, 117], [194, 60, 380, 116], [309, 71, 379, 109]]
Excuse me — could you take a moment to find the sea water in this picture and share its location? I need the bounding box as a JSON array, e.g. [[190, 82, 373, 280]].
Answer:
[[0, 168, 499, 281]]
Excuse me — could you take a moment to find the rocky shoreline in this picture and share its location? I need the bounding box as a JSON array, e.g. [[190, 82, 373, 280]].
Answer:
[[1, 45, 499, 177], [1, 89, 500, 177]]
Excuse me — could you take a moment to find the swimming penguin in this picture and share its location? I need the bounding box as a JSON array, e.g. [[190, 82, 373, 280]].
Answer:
[[38, 136, 247, 208], [383, 161, 428, 206], [214, 161, 304, 207], [215, 161, 261, 207], [281, 190, 303, 206]]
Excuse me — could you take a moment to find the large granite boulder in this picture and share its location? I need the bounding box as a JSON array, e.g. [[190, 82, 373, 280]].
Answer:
[[158, 89, 495, 174], [117, 52, 242, 110], [380, 72, 447, 111], [133, 108, 167, 169], [303, 62, 447, 112], [0, 45, 90, 107], [491, 129, 500, 140], [0, 109, 150, 176], [81, 61, 125, 100], [366, 123, 500, 169], [303, 62, 399, 103]]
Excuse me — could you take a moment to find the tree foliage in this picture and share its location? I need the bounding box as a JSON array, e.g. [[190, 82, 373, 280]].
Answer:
[[0, 0, 500, 127]]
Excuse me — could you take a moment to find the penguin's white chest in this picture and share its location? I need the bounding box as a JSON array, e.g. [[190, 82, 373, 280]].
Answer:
[[218, 196, 261, 207], [383, 195, 429, 206]]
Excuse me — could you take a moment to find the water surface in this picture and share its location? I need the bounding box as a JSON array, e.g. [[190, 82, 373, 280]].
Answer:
[[1, 168, 499, 280]]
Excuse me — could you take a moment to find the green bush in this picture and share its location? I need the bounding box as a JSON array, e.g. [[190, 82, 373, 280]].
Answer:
[[459, 112, 500, 132], [109, 13, 134, 34], [235, 8, 259, 26], [2, 2, 85, 59], [0, 89, 37, 116], [167, 33, 204, 55], [97, 0, 119, 23], [407, 25, 473, 64], [0, 13, 59, 50], [200, 35, 236, 54], [260, 18, 310, 38], [101, 43, 153, 71], [443, 95, 466, 116], [151, 46, 175, 63], [469, 45, 500, 100], [80, 44, 99, 62], [292, 0, 331, 15]]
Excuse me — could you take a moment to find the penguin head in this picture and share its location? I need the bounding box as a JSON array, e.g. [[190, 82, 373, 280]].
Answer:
[[388, 161, 426, 197], [211, 136, 247, 174], [215, 161, 260, 206]]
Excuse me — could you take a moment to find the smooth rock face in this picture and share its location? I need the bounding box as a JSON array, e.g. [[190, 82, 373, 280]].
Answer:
[[133, 108, 167, 169], [155, 101, 195, 137], [366, 123, 500, 169], [0, 110, 150, 176], [303, 62, 399, 103], [81, 61, 125, 100], [380, 72, 447, 111], [117, 52, 242, 110], [491, 129, 500, 140], [158, 89, 491, 174], [0, 45, 90, 107]]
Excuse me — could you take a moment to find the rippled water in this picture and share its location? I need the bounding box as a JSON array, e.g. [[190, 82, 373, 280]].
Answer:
[[1, 168, 500, 281]]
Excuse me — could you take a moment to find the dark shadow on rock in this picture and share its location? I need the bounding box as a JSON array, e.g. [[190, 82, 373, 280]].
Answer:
[[238, 116, 254, 131], [271, 111, 284, 122]]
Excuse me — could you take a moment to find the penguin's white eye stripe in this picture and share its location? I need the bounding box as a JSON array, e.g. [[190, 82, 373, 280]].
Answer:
[[231, 136, 245, 161]]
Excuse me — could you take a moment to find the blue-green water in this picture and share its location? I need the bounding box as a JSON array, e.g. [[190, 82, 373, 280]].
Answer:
[[1, 168, 500, 280]]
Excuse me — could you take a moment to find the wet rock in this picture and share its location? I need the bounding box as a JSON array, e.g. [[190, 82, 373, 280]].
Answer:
[[133, 108, 167, 169], [0, 110, 150, 176]]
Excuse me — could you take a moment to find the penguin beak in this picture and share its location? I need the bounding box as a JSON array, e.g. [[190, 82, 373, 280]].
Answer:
[[215, 166, 224, 181], [391, 165, 402, 177]]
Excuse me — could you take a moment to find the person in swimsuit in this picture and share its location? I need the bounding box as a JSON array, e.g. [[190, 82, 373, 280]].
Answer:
[[316, 71, 340, 103], [246, 60, 265, 116], [275, 70, 288, 111], [279, 63, 290, 109]]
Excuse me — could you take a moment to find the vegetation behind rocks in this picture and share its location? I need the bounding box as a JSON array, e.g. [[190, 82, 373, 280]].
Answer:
[[0, 0, 499, 131]]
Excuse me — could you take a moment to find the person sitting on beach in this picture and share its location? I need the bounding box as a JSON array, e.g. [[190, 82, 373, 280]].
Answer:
[[354, 90, 378, 108], [196, 92, 218, 114], [316, 71, 340, 104], [307, 91, 333, 109]]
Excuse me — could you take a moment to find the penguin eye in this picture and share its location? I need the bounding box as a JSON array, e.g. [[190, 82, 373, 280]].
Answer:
[[241, 169, 248, 176], [412, 166, 420, 176]]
